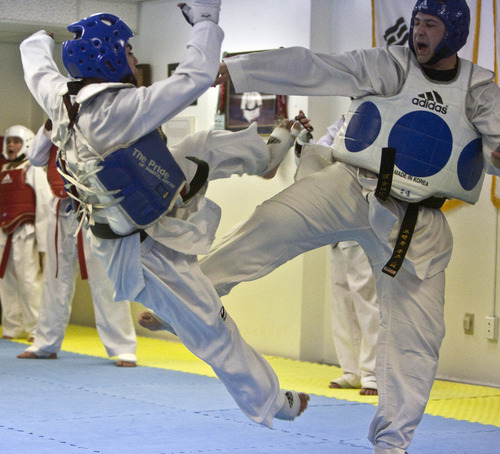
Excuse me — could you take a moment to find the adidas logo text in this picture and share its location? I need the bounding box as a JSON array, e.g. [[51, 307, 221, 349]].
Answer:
[[1, 174, 13, 184], [412, 90, 448, 114]]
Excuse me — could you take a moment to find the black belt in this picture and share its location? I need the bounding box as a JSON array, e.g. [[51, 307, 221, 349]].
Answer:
[[376, 147, 445, 278], [90, 222, 148, 242]]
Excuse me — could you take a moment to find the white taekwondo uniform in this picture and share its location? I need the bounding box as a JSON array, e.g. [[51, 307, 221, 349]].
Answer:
[[199, 45, 500, 453], [21, 21, 296, 427]]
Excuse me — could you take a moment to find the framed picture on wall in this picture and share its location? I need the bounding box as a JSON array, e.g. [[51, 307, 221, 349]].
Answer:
[[168, 63, 198, 106], [222, 50, 286, 135]]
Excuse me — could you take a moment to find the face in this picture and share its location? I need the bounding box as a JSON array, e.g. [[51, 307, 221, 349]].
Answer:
[[5, 137, 23, 160], [412, 12, 446, 67], [126, 43, 139, 80]]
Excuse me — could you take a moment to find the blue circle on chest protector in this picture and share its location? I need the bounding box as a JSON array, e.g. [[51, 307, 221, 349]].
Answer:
[[457, 138, 483, 190], [344, 101, 381, 152], [388, 111, 453, 177]]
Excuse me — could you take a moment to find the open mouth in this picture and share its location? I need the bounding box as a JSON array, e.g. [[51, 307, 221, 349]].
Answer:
[[416, 42, 428, 52]]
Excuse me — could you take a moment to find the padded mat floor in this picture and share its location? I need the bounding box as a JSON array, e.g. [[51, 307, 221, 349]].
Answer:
[[1, 325, 499, 453]]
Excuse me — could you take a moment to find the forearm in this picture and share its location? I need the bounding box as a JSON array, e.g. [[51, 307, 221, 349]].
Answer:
[[27, 125, 52, 167], [82, 21, 225, 148], [225, 46, 401, 97], [149, 21, 225, 120], [20, 31, 69, 119]]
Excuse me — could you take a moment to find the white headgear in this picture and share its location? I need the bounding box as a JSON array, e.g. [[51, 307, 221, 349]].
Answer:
[[3, 125, 35, 159]]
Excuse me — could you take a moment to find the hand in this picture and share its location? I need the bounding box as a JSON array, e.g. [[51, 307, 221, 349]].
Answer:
[[213, 62, 230, 87], [279, 118, 303, 137], [294, 110, 313, 132], [178, 0, 221, 26], [492, 146, 500, 169]]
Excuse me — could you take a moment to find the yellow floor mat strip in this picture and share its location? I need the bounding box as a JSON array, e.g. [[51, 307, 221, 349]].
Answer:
[[10, 324, 500, 428]]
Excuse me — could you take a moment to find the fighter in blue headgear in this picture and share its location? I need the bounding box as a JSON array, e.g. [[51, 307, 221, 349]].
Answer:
[[408, 0, 470, 65], [62, 13, 136, 84]]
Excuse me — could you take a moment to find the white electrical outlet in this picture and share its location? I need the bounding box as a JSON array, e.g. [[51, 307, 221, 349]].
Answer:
[[485, 316, 498, 341]]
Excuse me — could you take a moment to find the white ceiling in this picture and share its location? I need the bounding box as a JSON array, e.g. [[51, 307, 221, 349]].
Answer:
[[0, 0, 153, 44]]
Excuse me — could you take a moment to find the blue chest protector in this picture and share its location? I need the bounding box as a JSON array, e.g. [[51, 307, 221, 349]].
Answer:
[[97, 129, 187, 228], [60, 84, 209, 237]]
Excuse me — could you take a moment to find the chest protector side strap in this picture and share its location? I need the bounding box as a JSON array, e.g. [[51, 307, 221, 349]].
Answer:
[[47, 145, 69, 199]]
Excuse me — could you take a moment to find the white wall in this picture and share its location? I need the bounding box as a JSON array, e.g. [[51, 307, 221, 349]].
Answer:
[[2, 0, 498, 386], [0, 43, 45, 135]]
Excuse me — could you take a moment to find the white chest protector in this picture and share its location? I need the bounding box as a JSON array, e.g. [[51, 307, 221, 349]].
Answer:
[[333, 53, 491, 204]]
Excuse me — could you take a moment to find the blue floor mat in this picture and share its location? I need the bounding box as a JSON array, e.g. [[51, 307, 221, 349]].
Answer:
[[1, 340, 499, 454]]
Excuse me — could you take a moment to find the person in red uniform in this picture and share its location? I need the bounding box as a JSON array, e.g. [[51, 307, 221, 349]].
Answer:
[[0, 125, 51, 341]]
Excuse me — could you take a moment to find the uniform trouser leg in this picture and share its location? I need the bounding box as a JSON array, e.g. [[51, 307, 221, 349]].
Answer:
[[11, 233, 42, 338], [0, 261, 24, 337], [329, 244, 363, 386], [83, 228, 137, 358], [200, 163, 443, 452], [368, 264, 445, 454], [137, 237, 283, 428], [201, 164, 374, 296], [340, 244, 379, 385], [30, 213, 78, 354]]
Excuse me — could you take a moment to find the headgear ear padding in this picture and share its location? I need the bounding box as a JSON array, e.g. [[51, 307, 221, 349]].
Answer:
[[62, 13, 134, 83], [409, 0, 470, 62]]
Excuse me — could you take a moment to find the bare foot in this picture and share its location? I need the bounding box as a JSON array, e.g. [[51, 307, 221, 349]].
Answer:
[[360, 387, 378, 396], [297, 392, 310, 417], [27, 337, 34, 343], [138, 311, 162, 331], [17, 351, 57, 359], [116, 360, 137, 367], [2, 335, 13, 340], [329, 378, 357, 389]]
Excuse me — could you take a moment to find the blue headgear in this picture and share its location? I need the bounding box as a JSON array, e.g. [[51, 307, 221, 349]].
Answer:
[[62, 13, 134, 83], [409, 0, 470, 62]]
